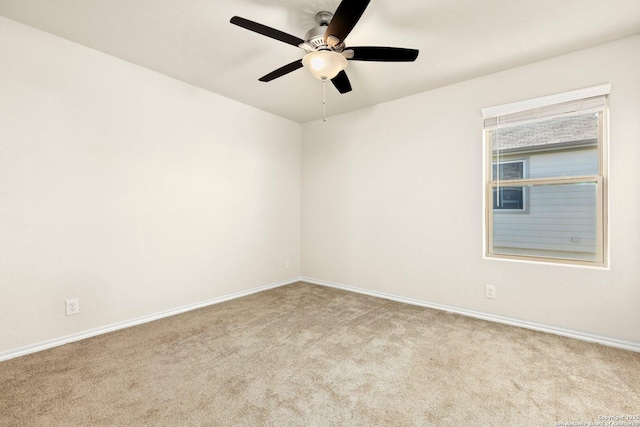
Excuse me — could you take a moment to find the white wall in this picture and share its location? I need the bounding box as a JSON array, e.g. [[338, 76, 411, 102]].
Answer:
[[302, 36, 640, 345], [0, 16, 301, 355], [2, 14, 638, 358]]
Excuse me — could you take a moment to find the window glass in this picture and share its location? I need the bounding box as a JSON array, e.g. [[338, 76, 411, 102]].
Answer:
[[493, 187, 524, 210], [491, 182, 598, 261], [490, 113, 599, 180], [492, 162, 524, 180]]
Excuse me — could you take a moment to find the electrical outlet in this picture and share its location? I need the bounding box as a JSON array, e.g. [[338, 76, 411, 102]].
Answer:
[[285, 260, 291, 270], [66, 298, 80, 316], [485, 285, 496, 299]]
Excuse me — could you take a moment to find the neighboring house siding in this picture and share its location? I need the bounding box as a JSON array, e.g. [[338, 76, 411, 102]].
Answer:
[[529, 148, 598, 179], [493, 147, 598, 259]]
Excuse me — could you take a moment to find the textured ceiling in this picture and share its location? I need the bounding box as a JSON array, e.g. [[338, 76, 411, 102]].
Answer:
[[1, 0, 639, 123]]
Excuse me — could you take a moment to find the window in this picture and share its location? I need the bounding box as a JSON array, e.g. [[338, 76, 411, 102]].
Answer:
[[482, 85, 609, 266], [492, 160, 526, 211]]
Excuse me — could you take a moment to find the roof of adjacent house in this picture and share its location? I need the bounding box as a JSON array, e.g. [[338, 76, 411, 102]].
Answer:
[[493, 113, 598, 153]]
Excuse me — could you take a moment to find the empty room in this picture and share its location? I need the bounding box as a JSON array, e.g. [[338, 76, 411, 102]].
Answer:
[[1, 0, 639, 425]]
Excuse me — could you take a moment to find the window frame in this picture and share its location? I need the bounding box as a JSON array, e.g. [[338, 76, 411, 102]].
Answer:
[[483, 92, 608, 267]]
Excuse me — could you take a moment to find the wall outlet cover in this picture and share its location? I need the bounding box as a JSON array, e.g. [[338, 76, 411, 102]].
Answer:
[[66, 298, 80, 316], [485, 285, 496, 299]]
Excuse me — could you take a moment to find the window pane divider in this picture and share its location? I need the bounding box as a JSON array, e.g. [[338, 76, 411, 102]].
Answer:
[[489, 176, 601, 187]]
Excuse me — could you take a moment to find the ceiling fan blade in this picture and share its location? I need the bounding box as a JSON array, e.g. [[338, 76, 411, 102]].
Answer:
[[259, 59, 304, 82], [331, 70, 352, 94], [324, 0, 371, 46], [348, 47, 419, 62], [230, 16, 304, 47]]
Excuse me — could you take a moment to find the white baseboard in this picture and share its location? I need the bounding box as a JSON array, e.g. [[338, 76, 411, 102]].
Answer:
[[302, 277, 640, 353], [0, 277, 301, 362]]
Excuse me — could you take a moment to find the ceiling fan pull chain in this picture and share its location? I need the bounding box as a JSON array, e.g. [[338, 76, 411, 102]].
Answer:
[[322, 77, 327, 122]]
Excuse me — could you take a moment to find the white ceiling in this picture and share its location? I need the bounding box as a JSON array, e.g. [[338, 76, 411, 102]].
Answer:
[[1, 0, 639, 123]]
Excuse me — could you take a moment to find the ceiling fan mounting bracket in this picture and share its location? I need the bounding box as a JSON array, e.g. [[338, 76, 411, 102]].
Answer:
[[315, 11, 333, 26]]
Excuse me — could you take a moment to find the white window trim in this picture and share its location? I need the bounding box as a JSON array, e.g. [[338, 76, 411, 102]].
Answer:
[[482, 83, 611, 119]]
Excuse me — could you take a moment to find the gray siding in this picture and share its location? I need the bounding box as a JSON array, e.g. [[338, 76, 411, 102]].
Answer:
[[529, 148, 598, 178], [493, 148, 598, 259]]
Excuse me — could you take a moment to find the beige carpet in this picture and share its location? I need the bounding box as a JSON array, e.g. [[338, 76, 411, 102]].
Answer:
[[1, 282, 639, 426]]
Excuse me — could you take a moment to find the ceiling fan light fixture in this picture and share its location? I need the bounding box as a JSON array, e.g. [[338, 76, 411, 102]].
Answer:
[[302, 50, 348, 80]]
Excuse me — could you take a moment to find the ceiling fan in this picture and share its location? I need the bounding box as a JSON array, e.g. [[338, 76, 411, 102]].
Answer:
[[230, 0, 419, 94]]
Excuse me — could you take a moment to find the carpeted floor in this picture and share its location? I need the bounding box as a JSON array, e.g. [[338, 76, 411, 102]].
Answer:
[[1, 282, 639, 426]]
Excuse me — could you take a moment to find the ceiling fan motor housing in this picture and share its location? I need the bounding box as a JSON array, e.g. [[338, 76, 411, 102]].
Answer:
[[305, 25, 329, 49], [304, 11, 346, 51]]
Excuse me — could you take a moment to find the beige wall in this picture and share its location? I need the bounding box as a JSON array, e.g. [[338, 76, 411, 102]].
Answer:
[[0, 17, 301, 354], [302, 36, 640, 345]]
